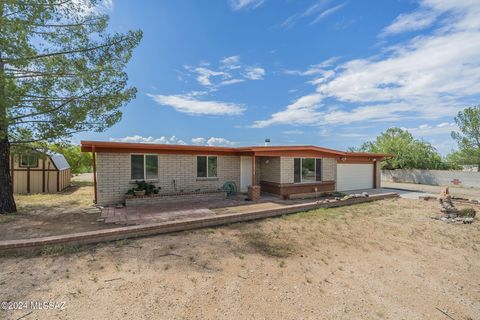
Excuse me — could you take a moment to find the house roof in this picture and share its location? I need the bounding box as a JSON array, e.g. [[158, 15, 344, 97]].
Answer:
[[81, 140, 393, 160]]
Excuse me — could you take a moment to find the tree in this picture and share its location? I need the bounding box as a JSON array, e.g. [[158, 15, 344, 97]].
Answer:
[[353, 127, 450, 170], [451, 106, 480, 170], [0, 0, 142, 213]]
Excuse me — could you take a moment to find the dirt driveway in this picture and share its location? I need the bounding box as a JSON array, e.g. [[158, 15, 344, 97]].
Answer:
[[1, 198, 479, 320]]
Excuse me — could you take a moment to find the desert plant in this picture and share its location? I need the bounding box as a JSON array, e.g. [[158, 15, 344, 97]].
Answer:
[[126, 181, 160, 196], [458, 208, 476, 218]]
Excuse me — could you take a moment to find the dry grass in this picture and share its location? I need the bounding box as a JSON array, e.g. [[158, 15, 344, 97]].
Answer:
[[14, 180, 94, 215], [0, 181, 111, 241]]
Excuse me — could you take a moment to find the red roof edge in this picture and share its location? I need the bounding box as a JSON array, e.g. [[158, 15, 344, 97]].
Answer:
[[80, 140, 394, 159]]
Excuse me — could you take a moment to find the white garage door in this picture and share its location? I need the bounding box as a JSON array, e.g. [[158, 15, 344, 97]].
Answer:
[[337, 163, 373, 191]]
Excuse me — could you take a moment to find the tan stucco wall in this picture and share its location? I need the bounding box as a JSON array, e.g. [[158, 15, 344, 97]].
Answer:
[[96, 153, 240, 205]]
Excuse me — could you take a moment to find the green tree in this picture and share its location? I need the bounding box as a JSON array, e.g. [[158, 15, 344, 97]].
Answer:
[[451, 106, 480, 170], [0, 0, 142, 213], [354, 127, 450, 170], [48, 143, 92, 174]]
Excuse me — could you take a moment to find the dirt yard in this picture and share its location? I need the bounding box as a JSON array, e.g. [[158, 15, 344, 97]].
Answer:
[[1, 198, 479, 320], [0, 180, 113, 240]]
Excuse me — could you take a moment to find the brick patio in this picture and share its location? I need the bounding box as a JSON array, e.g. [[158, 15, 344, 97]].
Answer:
[[100, 193, 296, 225]]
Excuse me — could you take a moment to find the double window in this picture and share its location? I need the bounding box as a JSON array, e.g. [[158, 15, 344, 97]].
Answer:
[[197, 156, 217, 178], [131, 155, 158, 180], [294, 158, 322, 183], [20, 155, 38, 168]]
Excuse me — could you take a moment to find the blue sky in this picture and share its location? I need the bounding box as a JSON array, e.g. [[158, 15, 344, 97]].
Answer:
[[76, 0, 480, 154]]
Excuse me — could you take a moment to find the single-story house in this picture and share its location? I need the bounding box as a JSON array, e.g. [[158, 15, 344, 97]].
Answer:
[[10, 151, 71, 194], [80, 141, 392, 205]]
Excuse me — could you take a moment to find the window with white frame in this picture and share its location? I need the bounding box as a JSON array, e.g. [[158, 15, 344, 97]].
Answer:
[[294, 158, 322, 183], [197, 156, 217, 178], [131, 154, 158, 180], [20, 154, 38, 168]]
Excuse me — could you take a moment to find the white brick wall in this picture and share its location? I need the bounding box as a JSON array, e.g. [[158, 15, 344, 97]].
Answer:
[[96, 153, 240, 205], [322, 158, 336, 181], [279, 157, 336, 183], [259, 157, 281, 183]]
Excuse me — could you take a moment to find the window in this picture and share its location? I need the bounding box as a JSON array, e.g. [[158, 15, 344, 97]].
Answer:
[[20, 155, 38, 168], [293, 158, 322, 183], [294, 158, 301, 183], [131, 155, 158, 180], [197, 156, 217, 178]]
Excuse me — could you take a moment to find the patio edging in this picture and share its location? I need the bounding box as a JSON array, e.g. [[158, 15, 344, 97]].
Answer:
[[0, 192, 399, 253]]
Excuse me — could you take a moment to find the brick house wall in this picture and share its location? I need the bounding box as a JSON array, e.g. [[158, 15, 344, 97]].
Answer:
[[96, 153, 240, 205], [277, 156, 336, 183], [258, 157, 281, 183], [322, 158, 337, 182]]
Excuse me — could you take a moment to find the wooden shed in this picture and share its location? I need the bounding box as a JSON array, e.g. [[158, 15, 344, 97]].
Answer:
[[10, 151, 71, 194]]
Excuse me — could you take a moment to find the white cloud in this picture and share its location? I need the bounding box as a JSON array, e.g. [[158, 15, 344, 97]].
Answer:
[[254, 1, 480, 127], [252, 94, 323, 128], [69, 0, 113, 17], [220, 55, 241, 70], [191, 137, 206, 145], [245, 67, 265, 80], [184, 56, 265, 88], [191, 137, 236, 146], [282, 1, 346, 28], [229, 0, 264, 11], [402, 122, 458, 136], [149, 94, 245, 116], [381, 10, 438, 36], [109, 135, 236, 147], [110, 135, 187, 145], [310, 3, 347, 25], [219, 78, 245, 86], [283, 129, 304, 135], [338, 133, 368, 138], [188, 67, 228, 86]]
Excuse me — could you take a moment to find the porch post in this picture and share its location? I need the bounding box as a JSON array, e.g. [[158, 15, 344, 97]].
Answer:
[[373, 160, 377, 189], [251, 154, 256, 186], [92, 145, 98, 204]]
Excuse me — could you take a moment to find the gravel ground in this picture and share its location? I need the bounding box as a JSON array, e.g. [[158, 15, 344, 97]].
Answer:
[[1, 198, 479, 320]]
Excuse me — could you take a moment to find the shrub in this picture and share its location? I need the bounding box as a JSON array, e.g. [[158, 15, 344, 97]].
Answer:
[[126, 180, 161, 196], [458, 208, 476, 218]]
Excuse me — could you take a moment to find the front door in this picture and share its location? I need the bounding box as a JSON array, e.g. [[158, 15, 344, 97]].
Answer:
[[240, 156, 253, 192]]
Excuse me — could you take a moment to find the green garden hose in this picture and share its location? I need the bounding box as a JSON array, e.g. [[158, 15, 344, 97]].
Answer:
[[222, 181, 237, 196]]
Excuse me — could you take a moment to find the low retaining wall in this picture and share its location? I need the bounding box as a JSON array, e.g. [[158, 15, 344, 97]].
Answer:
[[382, 169, 480, 189], [0, 193, 399, 253], [260, 180, 336, 199], [125, 190, 227, 206]]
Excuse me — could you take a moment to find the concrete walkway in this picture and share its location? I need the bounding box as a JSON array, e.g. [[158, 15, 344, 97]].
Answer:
[[344, 188, 437, 199], [382, 181, 480, 200]]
